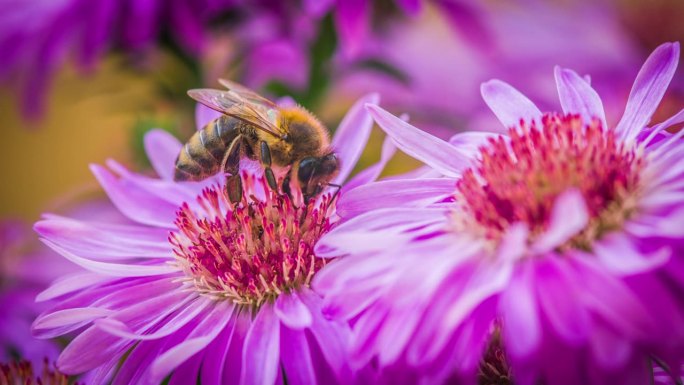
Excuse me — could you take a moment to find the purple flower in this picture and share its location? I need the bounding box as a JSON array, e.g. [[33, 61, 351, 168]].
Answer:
[[0, 360, 80, 385], [315, 42, 684, 384], [0, 0, 237, 118], [32, 93, 385, 384]]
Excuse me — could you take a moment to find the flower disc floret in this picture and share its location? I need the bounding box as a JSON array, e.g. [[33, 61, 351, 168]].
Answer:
[[171, 177, 334, 308], [455, 113, 644, 250]]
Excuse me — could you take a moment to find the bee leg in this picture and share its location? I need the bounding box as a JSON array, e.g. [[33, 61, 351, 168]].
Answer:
[[223, 137, 244, 205], [259, 141, 278, 192], [327, 183, 342, 203], [281, 174, 293, 200]]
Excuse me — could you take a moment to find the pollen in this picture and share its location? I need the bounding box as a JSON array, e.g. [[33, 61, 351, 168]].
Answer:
[[454, 113, 644, 250], [169, 174, 334, 308]]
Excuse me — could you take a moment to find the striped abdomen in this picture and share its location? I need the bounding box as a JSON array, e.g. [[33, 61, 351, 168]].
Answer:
[[174, 115, 241, 181]]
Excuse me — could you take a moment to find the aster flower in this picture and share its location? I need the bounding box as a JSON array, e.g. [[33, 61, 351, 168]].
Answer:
[[314, 42, 684, 384], [0, 359, 79, 385], [32, 93, 386, 384]]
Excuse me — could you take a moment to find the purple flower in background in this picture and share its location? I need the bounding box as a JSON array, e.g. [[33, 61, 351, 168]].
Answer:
[[31, 93, 385, 384], [0, 360, 80, 385], [0, 0, 237, 118], [315, 42, 684, 384], [331, 1, 641, 139]]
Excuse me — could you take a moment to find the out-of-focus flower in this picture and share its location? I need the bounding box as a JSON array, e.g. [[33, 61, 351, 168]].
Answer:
[[0, 359, 79, 385], [314, 42, 684, 384], [0, 0, 238, 118], [330, 1, 642, 139], [31, 93, 389, 384]]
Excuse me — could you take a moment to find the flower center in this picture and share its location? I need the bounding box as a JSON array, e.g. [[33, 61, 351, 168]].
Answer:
[[455, 113, 644, 250], [170, 176, 334, 307], [0, 360, 76, 385]]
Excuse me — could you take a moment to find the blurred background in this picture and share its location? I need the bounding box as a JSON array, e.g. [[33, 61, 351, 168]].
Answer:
[[0, 0, 682, 221]]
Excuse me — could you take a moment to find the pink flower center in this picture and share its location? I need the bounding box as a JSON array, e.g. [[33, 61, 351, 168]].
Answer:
[[170, 176, 334, 307], [0, 360, 76, 385], [455, 113, 644, 250]]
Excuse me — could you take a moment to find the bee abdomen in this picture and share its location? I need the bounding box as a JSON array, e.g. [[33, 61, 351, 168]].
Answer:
[[174, 116, 241, 182]]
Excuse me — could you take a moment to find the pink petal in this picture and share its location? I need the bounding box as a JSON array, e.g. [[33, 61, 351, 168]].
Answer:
[[343, 136, 396, 191], [532, 189, 588, 253], [480, 79, 542, 130], [554, 67, 607, 128], [195, 103, 223, 130], [334, 0, 369, 58], [500, 264, 541, 358], [201, 318, 239, 385], [240, 306, 280, 385], [592, 233, 670, 274], [150, 302, 234, 383], [616, 42, 680, 143], [303, 0, 335, 16], [57, 326, 129, 374], [395, 0, 422, 15], [144, 129, 183, 180], [336, 178, 455, 218], [366, 104, 471, 177], [41, 239, 177, 277], [33, 308, 114, 331], [331, 93, 380, 185], [35, 217, 170, 260], [36, 272, 108, 302], [280, 327, 317, 384], [448, 131, 499, 158], [90, 164, 178, 228], [274, 292, 312, 330]]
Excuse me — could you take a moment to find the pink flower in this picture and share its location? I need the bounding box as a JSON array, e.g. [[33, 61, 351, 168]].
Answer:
[[32, 93, 385, 384], [315, 42, 684, 384]]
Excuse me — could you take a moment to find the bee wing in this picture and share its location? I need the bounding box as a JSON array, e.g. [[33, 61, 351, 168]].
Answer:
[[217, 79, 278, 109], [188, 88, 282, 138]]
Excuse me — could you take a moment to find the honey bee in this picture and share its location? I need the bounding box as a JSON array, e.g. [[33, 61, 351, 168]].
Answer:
[[174, 79, 339, 204]]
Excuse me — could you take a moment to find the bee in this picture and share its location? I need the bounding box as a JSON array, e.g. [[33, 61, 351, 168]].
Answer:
[[174, 79, 339, 204]]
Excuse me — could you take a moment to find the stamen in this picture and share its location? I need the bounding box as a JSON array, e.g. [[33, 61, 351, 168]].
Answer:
[[454, 113, 644, 251], [170, 176, 334, 308]]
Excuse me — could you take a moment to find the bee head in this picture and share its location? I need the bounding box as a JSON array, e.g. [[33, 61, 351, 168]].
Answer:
[[296, 153, 339, 201]]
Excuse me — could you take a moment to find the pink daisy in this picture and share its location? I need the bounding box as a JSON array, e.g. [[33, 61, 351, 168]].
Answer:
[[314, 42, 684, 384], [32, 93, 386, 384]]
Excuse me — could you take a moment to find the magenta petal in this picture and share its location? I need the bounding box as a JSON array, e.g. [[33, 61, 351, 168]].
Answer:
[[336, 178, 455, 218], [280, 327, 317, 385], [554, 67, 607, 128], [366, 104, 471, 177], [592, 233, 670, 275], [36, 272, 107, 302], [616, 42, 680, 142], [196, 103, 223, 130], [144, 129, 183, 180], [395, 0, 422, 15], [480, 79, 542, 130], [331, 93, 380, 185], [334, 0, 369, 57], [500, 264, 541, 358], [240, 306, 280, 385], [448, 131, 499, 158], [33, 308, 114, 331], [150, 302, 234, 383], [274, 292, 312, 330], [532, 189, 588, 253], [57, 325, 129, 374], [90, 164, 178, 228], [41, 239, 177, 277], [303, 0, 335, 16], [343, 136, 396, 191]]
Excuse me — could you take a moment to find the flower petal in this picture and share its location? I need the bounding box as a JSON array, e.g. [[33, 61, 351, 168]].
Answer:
[[500, 263, 540, 358], [240, 305, 280, 385], [366, 104, 471, 177], [331, 93, 380, 184], [336, 178, 455, 218], [150, 302, 234, 383], [616, 42, 680, 142], [274, 292, 312, 330], [480, 79, 542, 130], [343, 136, 396, 191], [196, 103, 223, 129], [334, 0, 369, 57], [554, 67, 607, 128], [532, 189, 588, 253], [144, 129, 183, 180], [592, 233, 670, 275], [280, 327, 317, 385], [90, 164, 178, 228], [41, 239, 178, 277]]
